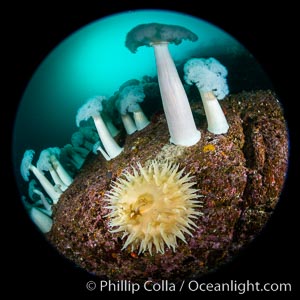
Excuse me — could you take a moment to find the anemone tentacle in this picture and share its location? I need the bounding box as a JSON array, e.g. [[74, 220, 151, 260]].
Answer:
[[106, 160, 203, 255]]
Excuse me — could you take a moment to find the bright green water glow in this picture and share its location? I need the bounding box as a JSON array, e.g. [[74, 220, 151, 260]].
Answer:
[[13, 9, 245, 163]]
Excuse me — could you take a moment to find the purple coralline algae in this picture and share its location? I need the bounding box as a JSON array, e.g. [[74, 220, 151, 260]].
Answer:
[[47, 90, 288, 282]]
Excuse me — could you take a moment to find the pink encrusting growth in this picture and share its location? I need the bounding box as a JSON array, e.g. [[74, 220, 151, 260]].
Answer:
[[20, 150, 62, 203], [184, 57, 229, 134], [126, 23, 200, 146], [76, 96, 123, 160]]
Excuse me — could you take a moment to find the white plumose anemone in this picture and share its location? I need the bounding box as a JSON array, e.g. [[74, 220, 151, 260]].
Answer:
[[105, 161, 203, 255]]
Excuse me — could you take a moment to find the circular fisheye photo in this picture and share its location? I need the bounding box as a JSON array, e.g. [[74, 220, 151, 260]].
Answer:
[[13, 9, 288, 283]]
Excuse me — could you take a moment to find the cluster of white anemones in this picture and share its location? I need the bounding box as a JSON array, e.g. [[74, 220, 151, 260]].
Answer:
[[105, 160, 203, 255]]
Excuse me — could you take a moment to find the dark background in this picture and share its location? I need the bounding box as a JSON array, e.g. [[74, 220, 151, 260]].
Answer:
[[4, 1, 298, 297]]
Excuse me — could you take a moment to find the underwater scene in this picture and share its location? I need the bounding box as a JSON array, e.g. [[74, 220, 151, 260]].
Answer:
[[13, 9, 288, 282]]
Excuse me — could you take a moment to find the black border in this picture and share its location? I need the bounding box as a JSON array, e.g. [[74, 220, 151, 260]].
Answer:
[[5, 1, 298, 297]]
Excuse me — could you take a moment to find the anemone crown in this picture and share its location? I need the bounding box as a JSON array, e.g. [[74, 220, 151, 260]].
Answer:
[[106, 160, 203, 255]]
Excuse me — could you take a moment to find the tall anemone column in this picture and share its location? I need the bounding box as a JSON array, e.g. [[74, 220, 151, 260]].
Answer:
[[126, 23, 201, 146]]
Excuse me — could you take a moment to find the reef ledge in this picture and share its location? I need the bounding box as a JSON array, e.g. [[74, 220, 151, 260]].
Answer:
[[47, 89, 288, 282]]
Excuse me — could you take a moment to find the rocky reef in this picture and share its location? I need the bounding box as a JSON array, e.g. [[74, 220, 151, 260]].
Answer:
[[47, 90, 288, 282]]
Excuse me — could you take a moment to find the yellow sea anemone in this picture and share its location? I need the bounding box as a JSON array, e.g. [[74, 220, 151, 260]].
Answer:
[[105, 160, 203, 255]]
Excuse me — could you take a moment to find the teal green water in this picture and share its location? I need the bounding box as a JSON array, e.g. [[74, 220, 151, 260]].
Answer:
[[13, 9, 271, 187], [14, 10, 239, 151]]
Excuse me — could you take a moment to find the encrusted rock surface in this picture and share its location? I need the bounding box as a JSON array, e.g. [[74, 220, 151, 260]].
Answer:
[[47, 90, 288, 282]]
